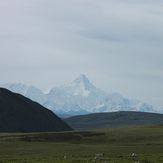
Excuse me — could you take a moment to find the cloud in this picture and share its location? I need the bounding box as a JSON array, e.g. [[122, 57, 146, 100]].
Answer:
[[0, 0, 163, 107]]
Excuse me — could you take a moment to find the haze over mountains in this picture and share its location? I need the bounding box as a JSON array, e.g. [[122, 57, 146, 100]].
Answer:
[[0, 74, 158, 116]]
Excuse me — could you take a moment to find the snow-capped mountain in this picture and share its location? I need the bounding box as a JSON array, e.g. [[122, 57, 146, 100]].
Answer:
[[0, 74, 155, 116], [0, 83, 46, 104]]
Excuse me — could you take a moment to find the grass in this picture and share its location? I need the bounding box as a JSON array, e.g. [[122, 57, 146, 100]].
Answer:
[[0, 125, 163, 162]]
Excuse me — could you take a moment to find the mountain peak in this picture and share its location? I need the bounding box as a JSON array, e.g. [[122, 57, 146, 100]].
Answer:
[[72, 74, 96, 90], [74, 74, 89, 82], [57, 74, 96, 97]]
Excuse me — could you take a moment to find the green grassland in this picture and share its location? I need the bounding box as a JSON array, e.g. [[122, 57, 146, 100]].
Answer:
[[1, 125, 163, 163]]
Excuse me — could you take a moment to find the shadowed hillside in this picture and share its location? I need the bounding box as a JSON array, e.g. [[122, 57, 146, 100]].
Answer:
[[65, 111, 163, 130], [0, 88, 72, 132]]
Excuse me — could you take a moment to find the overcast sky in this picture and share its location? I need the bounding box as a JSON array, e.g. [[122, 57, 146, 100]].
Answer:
[[0, 0, 163, 107]]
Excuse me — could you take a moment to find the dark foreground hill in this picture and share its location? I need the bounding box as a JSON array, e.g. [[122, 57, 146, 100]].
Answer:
[[64, 111, 163, 130], [0, 88, 72, 132]]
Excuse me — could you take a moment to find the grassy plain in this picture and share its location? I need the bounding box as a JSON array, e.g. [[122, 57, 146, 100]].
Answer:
[[0, 125, 163, 163]]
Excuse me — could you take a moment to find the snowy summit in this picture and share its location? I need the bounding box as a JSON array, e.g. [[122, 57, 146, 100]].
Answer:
[[0, 75, 155, 116]]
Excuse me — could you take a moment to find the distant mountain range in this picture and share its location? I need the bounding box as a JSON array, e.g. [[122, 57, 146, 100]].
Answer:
[[64, 111, 163, 130], [0, 88, 72, 132], [0, 74, 159, 116]]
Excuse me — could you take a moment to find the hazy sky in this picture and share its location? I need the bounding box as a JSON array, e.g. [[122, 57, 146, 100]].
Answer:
[[0, 0, 163, 107]]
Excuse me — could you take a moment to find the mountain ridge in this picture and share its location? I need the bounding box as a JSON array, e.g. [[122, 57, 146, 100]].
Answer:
[[0, 75, 158, 116], [64, 111, 163, 130]]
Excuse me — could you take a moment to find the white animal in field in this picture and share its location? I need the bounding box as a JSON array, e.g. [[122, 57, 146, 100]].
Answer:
[[131, 153, 137, 157], [63, 155, 67, 159], [95, 153, 104, 157]]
